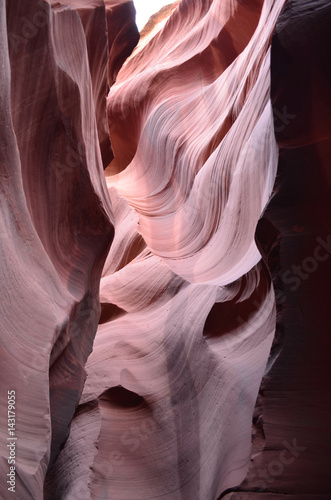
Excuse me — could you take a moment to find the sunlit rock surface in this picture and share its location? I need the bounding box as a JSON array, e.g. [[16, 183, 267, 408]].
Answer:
[[47, 0, 285, 498], [1, 0, 329, 499]]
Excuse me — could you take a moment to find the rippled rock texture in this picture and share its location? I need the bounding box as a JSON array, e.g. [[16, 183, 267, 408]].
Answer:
[[1, 0, 330, 499], [1, 0, 137, 498]]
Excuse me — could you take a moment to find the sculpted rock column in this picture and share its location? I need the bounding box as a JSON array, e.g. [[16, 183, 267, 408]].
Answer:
[[0, 0, 126, 497]]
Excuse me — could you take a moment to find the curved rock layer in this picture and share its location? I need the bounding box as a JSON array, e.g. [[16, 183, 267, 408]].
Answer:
[[1, 0, 329, 499], [46, 0, 288, 499], [1, 0, 137, 498], [106, 0, 284, 286]]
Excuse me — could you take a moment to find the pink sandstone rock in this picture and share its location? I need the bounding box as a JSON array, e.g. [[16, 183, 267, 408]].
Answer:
[[47, 0, 286, 498], [1, 0, 136, 497], [1, 0, 330, 499]]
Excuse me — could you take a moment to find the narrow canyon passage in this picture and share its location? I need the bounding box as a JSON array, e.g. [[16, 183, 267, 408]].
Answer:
[[1, 1, 330, 499]]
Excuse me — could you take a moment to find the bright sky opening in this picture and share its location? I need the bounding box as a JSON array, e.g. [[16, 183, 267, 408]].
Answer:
[[133, 0, 173, 31]]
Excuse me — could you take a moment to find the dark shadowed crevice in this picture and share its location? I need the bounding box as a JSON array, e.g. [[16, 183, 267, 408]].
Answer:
[[99, 385, 146, 409], [203, 264, 270, 340], [99, 303, 126, 324]]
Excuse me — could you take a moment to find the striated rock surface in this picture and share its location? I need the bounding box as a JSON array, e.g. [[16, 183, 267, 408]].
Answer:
[[1, 0, 137, 498], [47, 0, 287, 498], [138, 1, 179, 43], [1, 0, 330, 499]]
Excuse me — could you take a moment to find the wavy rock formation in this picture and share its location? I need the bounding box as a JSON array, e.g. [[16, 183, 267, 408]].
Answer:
[[1, 0, 330, 499], [1, 0, 137, 498], [46, 0, 287, 498]]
